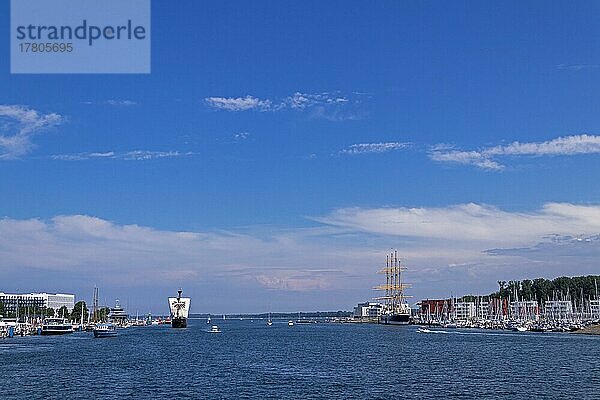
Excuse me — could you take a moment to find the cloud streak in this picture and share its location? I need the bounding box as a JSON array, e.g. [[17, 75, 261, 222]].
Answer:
[[429, 135, 600, 170], [0, 105, 63, 159], [205, 96, 272, 111], [555, 64, 600, 71], [341, 142, 410, 155], [205, 91, 364, 120], [105, 99, 137, 106], [316, 202, 600, 245], [51, 150, 192, 161]]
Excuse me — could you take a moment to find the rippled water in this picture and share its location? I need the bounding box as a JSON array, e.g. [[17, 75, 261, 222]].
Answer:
[[0, 319, 599, 399]]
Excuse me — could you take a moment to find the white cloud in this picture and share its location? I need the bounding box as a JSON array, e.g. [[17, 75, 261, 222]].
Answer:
[[283, 92, 349, 110], [316, 203, 600, 245], [429, 149, 504, 170], [555, 64, 600, 71], [2, 202, 600, 309], [122, 150, 187, 160], [205, 96, 272, 111], [51, 154, 89, 161], [233, 132, 250, 140], [105, 99, 137, 106], [0, 215, 370, 296], [89, 151, 115, 158], [205, 91, 362, 119], [341, 142, 410, 155], [0, 105, 63, 159], [51, 150, 190, 161], [81, 100, 137, 106], [429, 135, 600, 170]]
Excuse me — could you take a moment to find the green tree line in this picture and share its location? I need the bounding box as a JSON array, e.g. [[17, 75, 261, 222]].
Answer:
[[460, 275, 600, 303]]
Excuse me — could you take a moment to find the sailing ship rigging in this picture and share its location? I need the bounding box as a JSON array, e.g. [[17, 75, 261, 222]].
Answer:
[[374, 250, 412, 325]]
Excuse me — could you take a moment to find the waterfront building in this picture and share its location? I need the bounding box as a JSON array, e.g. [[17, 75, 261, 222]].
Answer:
[[510, 301, 540, 321], [453, 302, 476, 321], [45, 294, 76, 311], [544, 300, 573, 320], [476, 301, 490, 320], [353, 302, 384, 319], [0, 292, 75, 314], [419, 299, 452, 320]]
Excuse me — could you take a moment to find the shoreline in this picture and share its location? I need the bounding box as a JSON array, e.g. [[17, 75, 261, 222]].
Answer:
[[572, 324, 600, 335]]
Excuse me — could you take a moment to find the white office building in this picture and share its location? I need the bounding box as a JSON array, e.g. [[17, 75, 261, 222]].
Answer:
[[44, 293, 76, 311], [0, 292, 75, 314], [353, 302, 384, 319]]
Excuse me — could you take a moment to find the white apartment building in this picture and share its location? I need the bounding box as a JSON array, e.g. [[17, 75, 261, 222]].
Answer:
[[544, 300, 573, 320], [454, 302, 476, 321], [510, 301, 540, 321], [476, 302, 489, 320], [590, 299, 600, 318]]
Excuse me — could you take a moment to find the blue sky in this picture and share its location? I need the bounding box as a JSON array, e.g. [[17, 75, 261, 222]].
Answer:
[[1, 1, 600, 313]]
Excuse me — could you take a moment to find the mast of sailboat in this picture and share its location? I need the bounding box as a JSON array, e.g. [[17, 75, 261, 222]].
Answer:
[[176, 289, 182, 318], [92, 286, 99, 323], [385, 254, 390, 312], [596, 279, 599, 319]]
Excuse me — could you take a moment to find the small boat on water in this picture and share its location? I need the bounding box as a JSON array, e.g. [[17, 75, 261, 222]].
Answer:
[[267, 313, 273, 326], [210, 325, 221, 333], [41, 318, 73, 335], [93, 323, 117, 338], [288, 320, 294, 326], [417, 327, 449, 334]]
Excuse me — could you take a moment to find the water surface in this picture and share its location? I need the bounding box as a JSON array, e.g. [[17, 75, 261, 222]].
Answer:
[[1, 319, 598, 399]]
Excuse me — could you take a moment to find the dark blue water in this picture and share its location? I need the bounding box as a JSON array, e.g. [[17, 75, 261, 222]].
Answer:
[[1, 320, 599, 399]]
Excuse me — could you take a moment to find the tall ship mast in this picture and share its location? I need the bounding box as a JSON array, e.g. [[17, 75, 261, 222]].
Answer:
[[92, 286, 99, 323], [168, 289, 191, 328], [374, 249, 413, 325]]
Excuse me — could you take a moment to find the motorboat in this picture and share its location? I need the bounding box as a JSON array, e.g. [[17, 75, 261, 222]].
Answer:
[[93, 323, 117, 338], [210, 325, 221, 333], [41, 318, 73, 335]]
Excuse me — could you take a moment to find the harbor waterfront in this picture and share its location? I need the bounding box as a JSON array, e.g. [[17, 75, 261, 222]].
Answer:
[[0, 319, 598, 399], [350, 252, 600, 333]]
